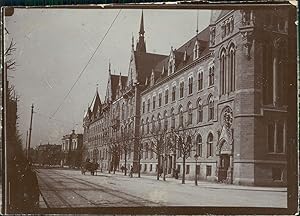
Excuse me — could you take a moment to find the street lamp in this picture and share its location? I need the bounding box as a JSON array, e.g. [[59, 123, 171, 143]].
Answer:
[[194, 154, 199, 186]]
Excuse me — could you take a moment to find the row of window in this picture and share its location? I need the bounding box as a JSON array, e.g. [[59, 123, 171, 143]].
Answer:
[[142, 68, 214, 114], [141, 96, 214, 133], [220, 44, 236, 95]]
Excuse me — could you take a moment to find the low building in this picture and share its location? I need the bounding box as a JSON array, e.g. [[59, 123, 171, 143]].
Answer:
[[61, 130, 83, 168]]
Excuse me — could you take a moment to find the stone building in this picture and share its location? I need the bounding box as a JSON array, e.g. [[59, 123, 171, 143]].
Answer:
[[61, 130, 83, 168], [83, 9, 295, 186]]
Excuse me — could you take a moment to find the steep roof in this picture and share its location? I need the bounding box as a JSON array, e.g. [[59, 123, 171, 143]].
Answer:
[[110, 74, 128, 101], [90, 90, 101, 115], [134, 51, 168, 86]]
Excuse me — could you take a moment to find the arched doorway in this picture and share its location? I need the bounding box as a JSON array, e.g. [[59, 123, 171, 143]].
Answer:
[[218, 140, 231, 182]]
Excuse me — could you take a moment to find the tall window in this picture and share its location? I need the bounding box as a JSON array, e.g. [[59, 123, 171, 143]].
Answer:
[[158, 114, 161, 131], [141, 120, 144, 135], [180, 81, 184, 98], [151, 116, 155, 132], [122, 103, 125, 120], [198, 71, 203, 90], [158, 93, 162, 107], [150, 142, 154, 159], [164, 111, 168, 131], [207, 133, 213, 157], [208, 95, 214, 121], [153, 96, 156, 110], [268, 121, 285, 153], [145, 143, 149, 159], [172, 85, 176, 101], [196, 134, 203, 157], [165, 89, 169, 104], [142, 101, 145, 114], [228, 45, 235, 92], [146, 118, 149, 134], [197, 99, 203, 123], [209, 66, 214, 86], [220, 49, 226, 94], [179, 106, 184, 127], [187, 102, 193, 125], [147, 98, 150, 112], [188, 76, 193, 95], [171, 108, 175, 129]]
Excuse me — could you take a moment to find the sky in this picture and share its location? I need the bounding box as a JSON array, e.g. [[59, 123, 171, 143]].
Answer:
[[5, 8, 211, 148]]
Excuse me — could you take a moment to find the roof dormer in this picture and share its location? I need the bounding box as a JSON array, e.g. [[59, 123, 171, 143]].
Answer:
[[193, 40, 200, 60], [168, 47, 175, 75], [150, 69, 155, 86]]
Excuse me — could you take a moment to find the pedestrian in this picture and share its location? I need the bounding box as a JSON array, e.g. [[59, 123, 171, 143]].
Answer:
[[129, 165, 133, 178]]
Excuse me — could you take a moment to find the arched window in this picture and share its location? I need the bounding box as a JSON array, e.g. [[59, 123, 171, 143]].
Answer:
[[209, 66, 214, 86], [146, 117, 149, 134], [198, 70, 203, 90], [186, 136, 192, 158], [157, 113, 161, 131], [179, 105, 184, 127], [171, 108, 175, 129], [188, 76, 193, 95], [145, 143, 148, 159], [141, 119, 144, 135], [228, 44, 235, 92], [196, 134, 203, 157], [187, 102, 193, 125], [197, 99, 203, 123], [208, 95, 214, 121], [151, 115, 155, 132], [180, 81, 184, 98], [220, 49, 226, 94], [207, 133, 213, 157], [164, 111, 168, 131]]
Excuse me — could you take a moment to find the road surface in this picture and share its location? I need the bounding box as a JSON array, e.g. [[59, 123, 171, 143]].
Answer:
[[36, 168, 287, 208]]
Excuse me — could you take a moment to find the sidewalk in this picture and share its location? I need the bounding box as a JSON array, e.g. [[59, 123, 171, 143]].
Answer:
[[93, 170, 287, 192]]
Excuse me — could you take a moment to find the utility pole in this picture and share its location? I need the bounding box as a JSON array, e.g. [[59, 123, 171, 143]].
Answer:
[[27, 104, 34, 160], [25, 130, 28, 158]]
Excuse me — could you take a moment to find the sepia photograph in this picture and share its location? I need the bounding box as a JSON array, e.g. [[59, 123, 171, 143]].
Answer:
[[2, 3, 297, 214]]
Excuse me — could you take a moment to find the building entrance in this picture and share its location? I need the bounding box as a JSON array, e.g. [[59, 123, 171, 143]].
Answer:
[[218, 154, 230, 182]]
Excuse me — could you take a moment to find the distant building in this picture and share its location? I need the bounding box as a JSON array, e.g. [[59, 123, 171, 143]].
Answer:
[[61, 130, 83, 168], [83, 9, 295, 186], [36, 143, 62, 166]]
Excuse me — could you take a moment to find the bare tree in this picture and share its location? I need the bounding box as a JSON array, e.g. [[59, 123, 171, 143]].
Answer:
[[171, 125, 197, 184]]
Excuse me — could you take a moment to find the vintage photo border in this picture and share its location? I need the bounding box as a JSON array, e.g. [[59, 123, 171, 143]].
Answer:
[[1, 1, 298, 215]]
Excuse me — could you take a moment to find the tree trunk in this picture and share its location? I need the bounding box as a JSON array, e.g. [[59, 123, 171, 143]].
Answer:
[[138, 153, 141, 178], [182, 155, 186, 184], [124, 150, 127, 176], [157, 153, 160, 180], [163, 156, 166, 181]]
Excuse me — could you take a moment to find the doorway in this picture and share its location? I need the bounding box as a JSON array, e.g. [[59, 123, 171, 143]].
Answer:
[[218, 154, 230, 182]]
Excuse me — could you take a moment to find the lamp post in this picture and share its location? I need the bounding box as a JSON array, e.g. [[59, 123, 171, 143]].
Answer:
[[194, 154, 199, 186]]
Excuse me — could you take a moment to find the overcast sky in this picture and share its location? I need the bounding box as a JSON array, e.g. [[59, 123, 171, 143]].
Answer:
[[5, 8, 211, 148]]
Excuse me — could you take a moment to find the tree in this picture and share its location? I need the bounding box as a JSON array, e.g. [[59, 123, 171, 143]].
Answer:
[[171, 126, 197, 184]]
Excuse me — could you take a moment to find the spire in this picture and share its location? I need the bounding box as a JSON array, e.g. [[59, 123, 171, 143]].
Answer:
[[119, 72, 122, 88], [139, 10, 145, 36], [108, 60, 111, 75], [136, 11, 146, 53], [132, 34, 134, 49]]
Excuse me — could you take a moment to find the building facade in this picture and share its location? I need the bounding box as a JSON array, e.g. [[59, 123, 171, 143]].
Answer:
[[36, 143, 62, 166], [83, 9, 294, 186], [61, 130, 83, 168]]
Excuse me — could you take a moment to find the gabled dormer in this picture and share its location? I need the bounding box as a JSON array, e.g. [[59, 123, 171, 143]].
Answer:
[[193, 40, 200, 60], [168, 47, 175, 75], [150, 70, 155, 86]]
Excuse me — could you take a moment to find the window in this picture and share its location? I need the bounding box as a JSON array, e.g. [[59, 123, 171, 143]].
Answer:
[[187, 102, 192, 125], [196, 134, 203, 157], [198, 71, 203, 90], [164, 111, 168, 131], [208, 95, 214, 121], [188, 76, 193, 94], [209, 66, 214, 86], [165, 89, 169, 104], [220, 49, 226, 94], [150, 143, 154, 159], [186, 136, 192, 158], [153, 96, 156, 110], [197, 100, 203, 123], [172, 85, 176, 101], [145, 143, 148, 159], [151, 116, 155, 132], [186, 165, 190, 174], [180, 81, 184, 98], [272, 167, 282, 181], [141, 120, 144, 135], [207, 133, 213, 157], [206, 165, 212, 176], [179, 106, 184, 127], [150, 164, 153, 172], [228, 44, 235, 92], [158, 114, 161, 131], [144, 164, 147, 172], [171, 108, 175, 129], [147, 99, 150, 112], [142, 101, 145, 114], [147, 118, 149, 134], [268, 121, 285, 153], [158, 93, 162, 107]]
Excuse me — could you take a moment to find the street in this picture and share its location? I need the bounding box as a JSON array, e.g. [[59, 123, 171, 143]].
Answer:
[[36, 168, 287, 208]]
